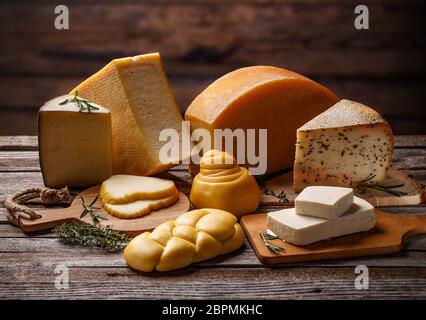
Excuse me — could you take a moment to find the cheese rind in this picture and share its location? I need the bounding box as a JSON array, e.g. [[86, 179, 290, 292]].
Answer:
[[295, 186, 353, 219], [293, 100, 393, 192], [103, 190, 179, 219], [71, 52, 189, 176], [100, 174, 178, 205], [267, 196, 375, 245], [38, 95, 113, 188], [185, 66, 339, 174]]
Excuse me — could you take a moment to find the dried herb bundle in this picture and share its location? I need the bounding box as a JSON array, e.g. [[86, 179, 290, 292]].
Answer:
[[54, 223, 131, 251]]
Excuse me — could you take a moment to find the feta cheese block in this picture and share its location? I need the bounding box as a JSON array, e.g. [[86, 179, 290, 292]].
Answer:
[[295, 186, 353, 219], [293, 99, 393, 192], [267, 196, 376, 245], [185, 66, 339, 174], [71, 52, 190, 176], [103, 190, 179, 219], [100, 175, 178, 205], [38, 94, 113, 188]]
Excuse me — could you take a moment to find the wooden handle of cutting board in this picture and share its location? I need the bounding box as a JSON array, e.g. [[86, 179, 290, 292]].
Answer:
[[403, 214, 426, 239], [20, 207, 81, 232]]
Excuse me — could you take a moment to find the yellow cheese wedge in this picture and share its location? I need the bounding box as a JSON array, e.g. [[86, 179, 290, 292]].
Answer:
[[71, 52, 189, 176], [124, 209, 245, 272], [100, 174, 178, 204], [185, 66, 339, 174], [103, 190, 179, 219], [190, 150, 260, 218], [38, 94, 113, 188]]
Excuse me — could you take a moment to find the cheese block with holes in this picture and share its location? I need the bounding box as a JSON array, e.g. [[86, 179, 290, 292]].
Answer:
[[185, 66, 339, 174], [38, 94, 113, 188], [71, 52, 189, 175], [293, 100, 394, 192]]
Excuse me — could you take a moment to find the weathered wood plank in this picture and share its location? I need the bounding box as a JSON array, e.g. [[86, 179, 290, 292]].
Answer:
[[394, 135, 426, 149], [0, 266, 425, 299], [1, 2, 425, 77], [0, 151, 40, 171], [0, 136, 38, 151]]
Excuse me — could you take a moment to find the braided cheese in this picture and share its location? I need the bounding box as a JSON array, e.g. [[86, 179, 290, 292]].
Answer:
[[124, 208, 245, 272]]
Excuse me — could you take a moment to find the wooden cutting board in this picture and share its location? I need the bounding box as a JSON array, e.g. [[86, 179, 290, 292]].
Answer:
[[240, 209, 426, 265], [261, 167, 425, 206], [19, 185, 191, 236]]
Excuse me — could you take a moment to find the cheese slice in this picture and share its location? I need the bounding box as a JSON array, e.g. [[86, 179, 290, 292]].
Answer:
[[293, 99, 393, 192], [295, 186, 353, 219], [38, 94, 113, 188], [267, 196, 376, 245], [103, 190, 179, 219], [100, 174, 178, 204], [185, 66, 338, 174], [71, 52, 189, 176]]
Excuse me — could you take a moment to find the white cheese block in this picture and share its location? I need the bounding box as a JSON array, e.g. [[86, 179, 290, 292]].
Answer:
[[38, 94, 113, 188], [295, 186, 353, 219], [293, 99, 393, 192], [267, 196, 376, 245], [103, 190, 179, 219], [100, 174, 178, 204]]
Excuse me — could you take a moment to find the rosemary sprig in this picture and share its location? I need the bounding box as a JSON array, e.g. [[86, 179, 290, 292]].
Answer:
[[78, 193, 107, 224], [355, 174, 408, 197], [60, 91, 99, 113], [263, 189, 289, 204], [54, 223, 131, 251], [259, 231, 285, 255]]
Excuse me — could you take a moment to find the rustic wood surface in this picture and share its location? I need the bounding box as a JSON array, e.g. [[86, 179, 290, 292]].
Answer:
[[1, 0, 425, 135], [0, 135, 425, 299]]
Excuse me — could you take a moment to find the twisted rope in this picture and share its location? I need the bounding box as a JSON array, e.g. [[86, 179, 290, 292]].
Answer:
[[5, 186, 71, 226]]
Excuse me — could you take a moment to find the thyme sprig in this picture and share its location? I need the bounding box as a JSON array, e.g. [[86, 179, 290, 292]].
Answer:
[[355, 174, 408, 197], [54, 223, 131, 251], [60, 91, 99, 113], [259, 231, 285, 255], [78, 193, 107, 224], [256, 176, 289, 204]]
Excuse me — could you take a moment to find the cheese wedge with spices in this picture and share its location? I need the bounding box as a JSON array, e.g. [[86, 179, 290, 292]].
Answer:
[[293, 100, 393, 192]]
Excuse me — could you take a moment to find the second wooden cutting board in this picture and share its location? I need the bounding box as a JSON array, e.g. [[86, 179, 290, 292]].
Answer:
[[240, 209, 426, 265], [19, 185, 191, 236]]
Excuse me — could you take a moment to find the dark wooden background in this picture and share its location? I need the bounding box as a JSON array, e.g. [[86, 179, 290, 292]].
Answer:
[[1, 0, 425, 135]]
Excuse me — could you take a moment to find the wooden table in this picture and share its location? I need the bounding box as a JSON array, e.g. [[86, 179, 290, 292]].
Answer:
[[1, 135, 425, 299]]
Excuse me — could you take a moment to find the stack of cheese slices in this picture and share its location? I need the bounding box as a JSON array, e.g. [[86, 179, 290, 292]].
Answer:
[[267, 186, 376, 246], [100, 175, 179, 219]]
